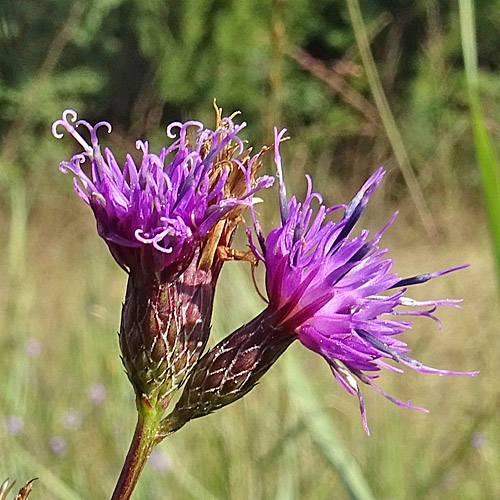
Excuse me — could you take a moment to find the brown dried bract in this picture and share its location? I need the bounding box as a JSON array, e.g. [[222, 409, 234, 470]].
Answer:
[[216, 246, 257, 265], [15, 479, 36, 500], [0, 478, 37, 500], [198, 100, 271, 272]]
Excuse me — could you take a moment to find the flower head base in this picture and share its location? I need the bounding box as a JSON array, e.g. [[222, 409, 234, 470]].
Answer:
[[161, 308, 295, 435], [52, 108, 273, 279], [247, 128, 478, 434]]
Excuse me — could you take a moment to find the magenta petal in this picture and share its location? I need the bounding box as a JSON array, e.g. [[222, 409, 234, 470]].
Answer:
[[252, 136, 476, 433], [53, 109, 271, 275]]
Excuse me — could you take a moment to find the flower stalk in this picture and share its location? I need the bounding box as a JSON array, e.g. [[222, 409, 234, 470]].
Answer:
[[53, 104, 275, 499], [111, 397, 163, 500]]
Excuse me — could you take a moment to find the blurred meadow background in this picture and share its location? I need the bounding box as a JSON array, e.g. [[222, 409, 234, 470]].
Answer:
[[1, 0, 499, 499]]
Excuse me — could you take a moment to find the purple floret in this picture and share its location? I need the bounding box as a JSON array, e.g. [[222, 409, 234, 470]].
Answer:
[[250, 127, 478, 435], [53, 109, 273, 277]]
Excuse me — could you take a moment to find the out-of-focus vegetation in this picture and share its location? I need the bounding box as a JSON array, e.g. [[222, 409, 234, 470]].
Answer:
[[1, 1, 499, 499]]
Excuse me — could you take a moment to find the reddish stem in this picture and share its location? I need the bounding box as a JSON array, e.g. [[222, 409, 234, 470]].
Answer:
[[111, 405, 160, 500]]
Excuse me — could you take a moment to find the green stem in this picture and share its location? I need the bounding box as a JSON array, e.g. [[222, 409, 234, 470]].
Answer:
[[111, 402, 162, 500], [157, 411, 189, 441]]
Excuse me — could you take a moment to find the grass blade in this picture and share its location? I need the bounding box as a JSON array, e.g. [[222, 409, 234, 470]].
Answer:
[[459, 0, 500, 289], [346, 0, 437, 239], [284, 355, 375, 500]]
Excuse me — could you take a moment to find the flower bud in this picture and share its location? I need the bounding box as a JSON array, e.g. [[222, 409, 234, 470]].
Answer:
[[120, 251, 215, 407], [160, 309, 295, 433]]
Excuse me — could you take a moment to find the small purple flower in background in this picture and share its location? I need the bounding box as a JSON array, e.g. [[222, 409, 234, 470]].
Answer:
[[148, 448, 172, 473], [88, 382, 107, 406], [24, 338, 42, 358], [164, 128, 478, 436], [471, 431, 487, 451], [49, 436, 68, 457], [4, 415, 24, 435], [60, 408, 83, 431]]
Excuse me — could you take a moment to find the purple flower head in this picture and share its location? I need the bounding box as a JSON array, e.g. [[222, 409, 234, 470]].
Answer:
[[249, 128, 478, 434], [4, 415, 24, 435], [49, 436, 68, 457], [52, 109, 273, 279]]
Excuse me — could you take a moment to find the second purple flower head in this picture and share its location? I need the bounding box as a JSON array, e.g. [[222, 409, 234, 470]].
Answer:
[[166, 128, 477, 435]]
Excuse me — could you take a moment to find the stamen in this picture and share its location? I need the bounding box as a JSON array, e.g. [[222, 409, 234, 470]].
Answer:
[[398, 297, 462, 308], [73, 119, 109, 149], [136, 140, 148, 155], [274, 127, 290, 225], [330, 358, 359, 393], [52, 109, 92, 154], [355, 329, 403, 362], [166, 120, 204, 140], [389, 264, 469, 289]]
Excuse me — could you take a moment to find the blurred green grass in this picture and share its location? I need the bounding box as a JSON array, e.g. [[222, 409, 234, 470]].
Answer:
[[0, 165, 497, 499], [1, 1, 500, 499]]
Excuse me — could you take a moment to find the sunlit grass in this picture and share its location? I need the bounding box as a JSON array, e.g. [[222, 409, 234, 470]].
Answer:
[[0, 165, 497, 499]]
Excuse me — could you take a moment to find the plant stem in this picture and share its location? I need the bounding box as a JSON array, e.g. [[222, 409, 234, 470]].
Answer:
[[111, 402, 162, 500]]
